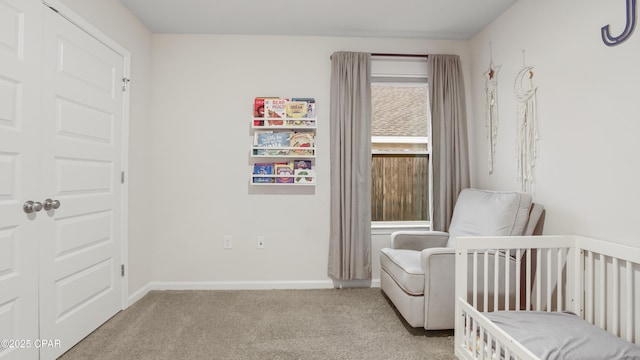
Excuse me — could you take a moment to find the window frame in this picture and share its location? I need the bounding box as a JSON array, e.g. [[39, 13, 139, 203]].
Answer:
[[370, 74, 433, 230]]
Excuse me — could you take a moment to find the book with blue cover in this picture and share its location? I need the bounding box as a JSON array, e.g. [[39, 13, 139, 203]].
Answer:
[[254, 132, 291, 155], [253, 163, 274, 183]]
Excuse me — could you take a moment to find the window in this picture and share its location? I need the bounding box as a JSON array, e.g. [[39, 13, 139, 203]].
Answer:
[[371, 77, 431, 225]]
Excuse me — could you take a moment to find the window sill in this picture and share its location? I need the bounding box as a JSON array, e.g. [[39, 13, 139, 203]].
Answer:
[[371, 221, 431, 235]]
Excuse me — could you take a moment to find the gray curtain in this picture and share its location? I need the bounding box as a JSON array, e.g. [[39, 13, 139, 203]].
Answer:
[[428, 55, 471, 232], [328, 52, 372, 281]]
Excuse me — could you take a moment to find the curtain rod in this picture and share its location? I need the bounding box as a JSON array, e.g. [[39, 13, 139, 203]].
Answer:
[[330, 53, 429, 59], [371, 53, 428, 58]]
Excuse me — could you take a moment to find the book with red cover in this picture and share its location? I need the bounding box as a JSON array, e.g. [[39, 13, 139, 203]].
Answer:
[[253, 97, 278, 126]]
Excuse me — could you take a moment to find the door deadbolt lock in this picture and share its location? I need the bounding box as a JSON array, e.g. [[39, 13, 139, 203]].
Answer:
[[43, 198, 61, 211], [23, 201, 43, 214]]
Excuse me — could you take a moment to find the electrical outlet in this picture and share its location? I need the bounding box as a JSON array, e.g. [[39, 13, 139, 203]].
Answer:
[[257, 236, 265, 249], [224, 235, 232, 249]]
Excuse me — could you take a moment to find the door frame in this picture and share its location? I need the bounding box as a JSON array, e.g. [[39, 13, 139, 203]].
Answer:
[[43, 0, 130, 310]]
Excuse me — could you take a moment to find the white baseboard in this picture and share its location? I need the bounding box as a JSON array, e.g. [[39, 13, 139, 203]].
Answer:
[[151, 280, 336, 291], [331, 279, 381, 288], [127, 279, 380, 307], [128, 282, 153, 306]]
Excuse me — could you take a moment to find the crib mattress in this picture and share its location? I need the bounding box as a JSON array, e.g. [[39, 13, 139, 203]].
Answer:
[[485, 311, 640, 360]]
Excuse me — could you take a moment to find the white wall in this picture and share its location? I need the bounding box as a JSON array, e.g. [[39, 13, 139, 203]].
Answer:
[[63, 0, 624, 292], [469, 0, 640, 246], [58, 0, 154, 298], [150, 35, 470, 286]]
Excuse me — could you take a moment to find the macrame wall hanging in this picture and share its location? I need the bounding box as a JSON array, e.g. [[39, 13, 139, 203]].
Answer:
[[484, 43, 501, 174], [513, 50, 538, 194]]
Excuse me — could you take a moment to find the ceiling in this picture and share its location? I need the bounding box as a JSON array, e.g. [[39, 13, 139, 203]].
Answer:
[[117, 0, 518, 40]]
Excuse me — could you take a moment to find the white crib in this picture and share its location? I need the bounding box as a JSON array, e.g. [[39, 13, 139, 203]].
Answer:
[[454, 235, 640, 360]]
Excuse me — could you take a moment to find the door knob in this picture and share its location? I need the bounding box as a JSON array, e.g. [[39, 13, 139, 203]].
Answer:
[[23, 201, 43, 214], [43, 199, 61, 211]]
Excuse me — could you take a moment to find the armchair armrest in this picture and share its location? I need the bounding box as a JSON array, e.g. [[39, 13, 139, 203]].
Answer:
[[391, 231, 449, 251], [420, 247, 456, 329], [420, 247, 456, 272]]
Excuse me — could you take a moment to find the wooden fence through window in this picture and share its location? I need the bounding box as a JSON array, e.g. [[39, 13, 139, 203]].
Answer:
[[371, 154, 429, 221]]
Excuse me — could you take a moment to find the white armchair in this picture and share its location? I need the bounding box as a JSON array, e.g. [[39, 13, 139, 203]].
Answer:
[[380, 188, 545, 330]]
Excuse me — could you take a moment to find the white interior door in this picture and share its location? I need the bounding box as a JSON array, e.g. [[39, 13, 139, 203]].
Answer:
[[39, 6, 124, 359], [0, 1, 42, 359]]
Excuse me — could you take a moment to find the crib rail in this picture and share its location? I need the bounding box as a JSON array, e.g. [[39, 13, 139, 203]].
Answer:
[[454, 235, 640, 360], [457, 300, 538, 360]]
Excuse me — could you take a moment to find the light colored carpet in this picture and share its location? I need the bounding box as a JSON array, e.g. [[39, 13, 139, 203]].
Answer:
[[59, 288, 455, 360]]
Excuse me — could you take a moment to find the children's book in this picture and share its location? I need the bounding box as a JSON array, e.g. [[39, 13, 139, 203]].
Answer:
[[285, 101, 308, 125], [253, 97, 277, 126], [264, 98, 287, 126], [294, 169, 315, 184], [255, 132, 291, 155], [275, 162, 294, 183], [253, 98, 265, 126], [293, 160, 312, 170], [253, 130, 271, 154], [289, 98, 316, 126], [291, 98, 316, 118], [253, 163, 274, 183], [289, 132, 314, 155]]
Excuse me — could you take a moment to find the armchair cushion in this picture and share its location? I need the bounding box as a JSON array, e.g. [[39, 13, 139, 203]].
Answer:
[[446, 189, 532, 248], [380, 248, 424, 295]]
